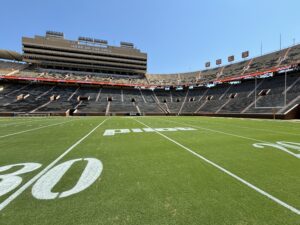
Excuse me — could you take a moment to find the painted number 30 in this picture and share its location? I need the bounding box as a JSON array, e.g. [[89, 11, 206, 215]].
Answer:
[[0, 158, 103, 200]]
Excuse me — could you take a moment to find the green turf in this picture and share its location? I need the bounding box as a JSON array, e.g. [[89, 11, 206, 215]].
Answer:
[[0, 116, 299, 225]]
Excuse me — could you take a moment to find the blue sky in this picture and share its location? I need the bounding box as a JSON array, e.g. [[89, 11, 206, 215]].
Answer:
[[0, 0, 299, 73]]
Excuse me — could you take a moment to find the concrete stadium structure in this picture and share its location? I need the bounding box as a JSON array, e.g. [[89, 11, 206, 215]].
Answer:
[[0, 32, 299, 119]]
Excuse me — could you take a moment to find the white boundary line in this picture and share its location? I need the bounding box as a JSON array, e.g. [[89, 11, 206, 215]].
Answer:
[[134, 118, 300, 215], [0, 118, 108, 212], [0, 119, 76, 139], [227, 123, 300, 136], [179, 118, 300, 137], [154, 118, 300, 158], [0, 119, 41, 127], [0, 117, 60, 127]]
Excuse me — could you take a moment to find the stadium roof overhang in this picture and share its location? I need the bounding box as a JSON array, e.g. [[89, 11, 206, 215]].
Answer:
[[0, 49, 23, 61]]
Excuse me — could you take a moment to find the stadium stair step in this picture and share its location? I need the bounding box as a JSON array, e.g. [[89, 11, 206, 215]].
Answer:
[[105, 101, 111, 116]]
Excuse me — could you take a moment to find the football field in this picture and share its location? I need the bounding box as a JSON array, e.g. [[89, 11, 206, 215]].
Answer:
[[0, 116, 299, 225]]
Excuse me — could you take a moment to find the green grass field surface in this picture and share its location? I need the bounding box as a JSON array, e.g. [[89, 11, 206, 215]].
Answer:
[[0, 116, 299, 225]]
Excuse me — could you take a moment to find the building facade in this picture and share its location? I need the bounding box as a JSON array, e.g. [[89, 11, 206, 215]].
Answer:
[[22, 32, 147, 76]]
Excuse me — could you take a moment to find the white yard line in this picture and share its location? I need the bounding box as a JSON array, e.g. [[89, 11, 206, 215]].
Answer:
[[154, 118, 299, 158], [0, 118, 27, 121], [226, 123, 300, 136], [0, 119, 40, 127], [263, 119, 300, 129], [134, 118, 300, 215], [0, 118, 108, 212], [0, 117, 59, 127], [0, 119, 75, 139], [178, 118, 300, 136], [221, 117, 300, 130], [289, 120, 300, 123]]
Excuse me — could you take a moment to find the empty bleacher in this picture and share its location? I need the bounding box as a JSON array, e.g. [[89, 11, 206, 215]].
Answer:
[[1, 41, 300, 118], [1, 70, 299, 118]]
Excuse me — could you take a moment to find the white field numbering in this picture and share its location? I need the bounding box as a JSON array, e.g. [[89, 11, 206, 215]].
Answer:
[[103, 127, 196, 136], [0, 158, 103, 200], [253, 141, 300, 159], [0, 118, 108, 212]]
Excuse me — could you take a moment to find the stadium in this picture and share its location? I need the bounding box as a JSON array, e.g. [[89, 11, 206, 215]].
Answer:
[[0, 31, 300, 118], [0, 1, 299, 225]]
